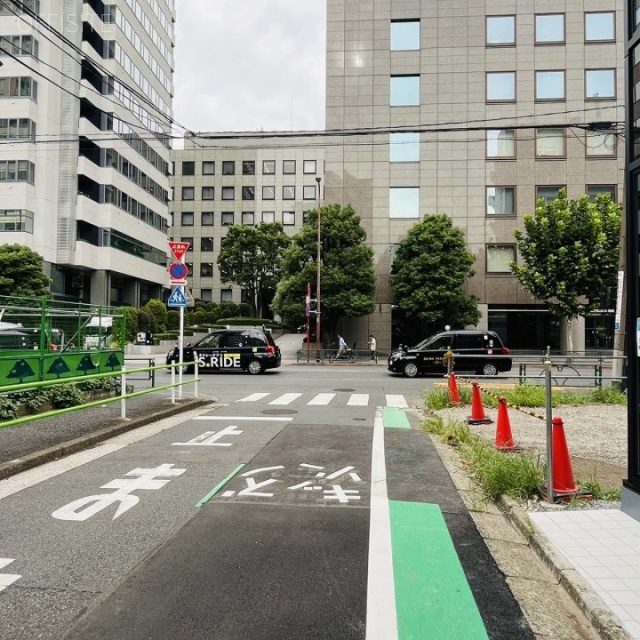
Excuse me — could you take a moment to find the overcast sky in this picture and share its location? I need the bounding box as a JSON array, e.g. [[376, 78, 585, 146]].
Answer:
[[173, 0, 326, 134]]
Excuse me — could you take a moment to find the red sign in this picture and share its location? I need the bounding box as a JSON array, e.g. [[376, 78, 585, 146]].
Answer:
[[169, 262, 189, 281], [168, 241, 190, 261]]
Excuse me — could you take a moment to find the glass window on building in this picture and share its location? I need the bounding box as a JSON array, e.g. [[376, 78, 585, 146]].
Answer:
[[303, 185, 317, 200], [201, 289, 212, 302], [201, 186, 214, 200], [535, 71, 565, 100], [535, 14, 565, 43], [486, 72, 515, 101], [242, 211, 254, 225], [390, 20, 420, 51], [262, 160, 275, 174], [487, 129, 516, 158], [200, 263, 213, 277], [202, 161, 214, 175], [389, 132, 420, 162], [389, 187, 419, 218], [221, 288, 233, 302], [536, 128, 565, 157], [262, 211, 275, 223], [283, 186, 295, 200], [242, 160, 255, 175], [181, 212, 194, 226], [303, 160, 316, 174], [536, 185, 565, 203], [182, 161, 195, 176], [487, 245, 516, 273], [390, 75, 420, 106], [262, 186, 275, 200], [587, 185, 616, 201], [181, 186, 194, 200], [486, 187, 515, 215], [201, 237, 214, 251], [586, 131, 616, 157], [222, 161, 235, 175], [222, 186, 234, 200], [283, 211, 295, 225], [221, 212, 234, 226], [201, 211, 214, 225], [242, 186, 255, 200], [181, 237, 193, 250], [585, 12, 615, 41], [486, 16, 515, 45], [585, 69, 616, 99], [283, 160, 296, 174]]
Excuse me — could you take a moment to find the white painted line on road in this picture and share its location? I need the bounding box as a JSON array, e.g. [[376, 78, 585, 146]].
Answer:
[[194, 416, 293, 421], [347, 394, 369, 406], [308, 393, 336, 405], [385, 395, 408, 408], [269, 393, 302, 405], [235, 393, 270, 403], [366, 407, 398, 640]]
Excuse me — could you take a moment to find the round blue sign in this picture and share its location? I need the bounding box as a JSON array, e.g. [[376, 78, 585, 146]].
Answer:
[[169, 261, 188, 280]]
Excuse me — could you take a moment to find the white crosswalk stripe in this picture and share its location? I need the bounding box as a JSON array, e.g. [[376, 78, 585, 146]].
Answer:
[[308, 393, 336, 405], [385, 395, 408, 408], [236, 393, 270, 403], [269, 393, 303, 405], [347, 394, 369, 406]]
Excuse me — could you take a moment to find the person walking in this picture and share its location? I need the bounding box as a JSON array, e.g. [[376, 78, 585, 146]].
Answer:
[[368, 334, 377, 363]]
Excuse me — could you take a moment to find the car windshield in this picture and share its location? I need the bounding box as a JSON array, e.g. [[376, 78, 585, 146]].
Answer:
[[411, 335, 450, 350]]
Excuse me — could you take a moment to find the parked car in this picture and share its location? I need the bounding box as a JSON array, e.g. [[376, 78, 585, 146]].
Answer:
[[166, 328, 281, 375], [387, 329, 512, 378]]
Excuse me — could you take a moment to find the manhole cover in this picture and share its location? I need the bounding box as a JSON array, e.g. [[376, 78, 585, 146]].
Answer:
[[334, 388, 355, 392], [353, 418, 367, 421], [261, 409, 298, 415]]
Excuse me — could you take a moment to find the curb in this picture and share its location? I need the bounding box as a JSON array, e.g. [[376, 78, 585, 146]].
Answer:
[[0, 398, 212, 481], [499, 496, 631, 640]]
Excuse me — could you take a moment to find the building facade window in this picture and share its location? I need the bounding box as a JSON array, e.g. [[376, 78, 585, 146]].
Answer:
[[181, 212, 194, 226], [200, 263, 213, 277], [201, 237, 214, 251], [262, 211, 275, 223], [202, 161, 214, 175], [486, 72, 515, 101], [201, 211, 214, 225], [201, 186, 214, 200], [486, 187, 515, 215], [586, 131, 616, 156], [390, 20, 420, 50], [181, 237, 193, 249], [536, 185, 565, 203], [242, 160, 255, 175], [535, 70, 565, 100], [181, 186, 194, 200], [221, 211, 234, 226], [303, 160, 316, 174], [262, 186, 275, 200], [585, 12, 615, 42], [585, 69, 616, 99], [242, 186, 255, 200], [536, 129, 565, 157], [0, 35, 38, 58], [221, 289, 233, 302], [283, 186, 295, 200], [222, 186, 235, 200], [222, 161, 235, 175], [283, 211, 295, 225], [242, 211, 254, 225], [587, 185, 616, 200], [262, 160, 275, 174], [0, 76, 37, 99], [200, 289, 212, 302], [487, 245, 516, 273], [389, 187, 419, 218], [283, 160, 296, 174], [389, 132, 420, 162], [486, 16, 515, 45], [390, 75, 420, 106], [535, 14, 565, 43], [486, 129, 515, 158], [303, 185, 317, 199], [182, 161, 195, 176], [0, 118, 35, 140]]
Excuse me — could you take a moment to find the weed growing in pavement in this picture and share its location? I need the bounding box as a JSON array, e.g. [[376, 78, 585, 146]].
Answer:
[[578, 476, 622, 501]]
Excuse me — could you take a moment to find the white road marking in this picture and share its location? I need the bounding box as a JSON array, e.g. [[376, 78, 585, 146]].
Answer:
[[386, 394, 408, 408], [308, 393, 336, 405], [347, 394, 369, 406], [269, 393, 303, 405], [0, 558, 20, 592], [235, 393, 270, 403], [366, 407, 398, 639]]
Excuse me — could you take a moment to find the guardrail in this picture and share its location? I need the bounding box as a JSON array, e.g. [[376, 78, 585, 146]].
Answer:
[[124, 356, 156, 386], [0, 362, 200, 429], [295, 349, 375, 363]]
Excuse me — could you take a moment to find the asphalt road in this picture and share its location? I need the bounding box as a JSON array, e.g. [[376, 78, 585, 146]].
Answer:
[[0, 366, 535, 639]]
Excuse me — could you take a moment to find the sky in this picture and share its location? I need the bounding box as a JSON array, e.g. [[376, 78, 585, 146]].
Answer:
[[173, 0, 327, 134]]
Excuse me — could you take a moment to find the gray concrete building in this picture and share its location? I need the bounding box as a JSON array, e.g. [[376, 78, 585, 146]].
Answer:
[[0, 0, 173, 306], [325, 0, 624, 352]]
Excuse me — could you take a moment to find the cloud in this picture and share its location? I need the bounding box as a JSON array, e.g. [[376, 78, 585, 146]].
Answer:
[[173, 0, 326, 133]]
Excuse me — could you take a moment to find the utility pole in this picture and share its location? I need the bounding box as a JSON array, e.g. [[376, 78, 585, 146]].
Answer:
[[315, 176, 322, 361]]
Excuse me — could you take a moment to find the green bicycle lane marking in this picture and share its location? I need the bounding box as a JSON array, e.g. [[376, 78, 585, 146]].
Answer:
[[382, 406, 411, 429]]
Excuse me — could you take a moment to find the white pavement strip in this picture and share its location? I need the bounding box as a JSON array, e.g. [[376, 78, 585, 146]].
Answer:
[[269, 393, 303, 405], [235, 392, 405, 408], [385, 395, 408, 408], [0, 558, 20, 592], [308, 393, 336, 405], [366, 407, 398, 640]]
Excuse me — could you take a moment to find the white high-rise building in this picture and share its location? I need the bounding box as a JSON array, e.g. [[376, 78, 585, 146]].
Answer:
[[0, 0, 173, 305]]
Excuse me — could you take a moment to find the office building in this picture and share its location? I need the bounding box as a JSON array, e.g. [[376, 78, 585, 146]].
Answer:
[[0, 0, 173, 305]]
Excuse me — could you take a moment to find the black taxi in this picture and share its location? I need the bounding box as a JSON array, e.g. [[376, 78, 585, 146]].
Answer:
[[166, 328, 281, 375]]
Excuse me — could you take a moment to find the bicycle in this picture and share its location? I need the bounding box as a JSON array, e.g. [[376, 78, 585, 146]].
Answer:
[[328, 343, 358, 363]]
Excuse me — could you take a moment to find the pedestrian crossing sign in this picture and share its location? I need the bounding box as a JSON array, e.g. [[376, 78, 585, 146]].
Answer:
[[167, 287, 188, 307]]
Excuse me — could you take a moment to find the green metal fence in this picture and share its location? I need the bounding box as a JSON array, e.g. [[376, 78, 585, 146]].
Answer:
[[0, 296, 126, 384]]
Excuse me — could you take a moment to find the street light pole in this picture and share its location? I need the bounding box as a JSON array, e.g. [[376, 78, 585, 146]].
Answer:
[[315, 176, 322, 360]]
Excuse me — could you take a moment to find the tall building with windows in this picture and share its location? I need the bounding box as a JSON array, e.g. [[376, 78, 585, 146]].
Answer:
[[325, 0, 624, 351], [0, 0, 173, 305], [170, 135, 324, 309]]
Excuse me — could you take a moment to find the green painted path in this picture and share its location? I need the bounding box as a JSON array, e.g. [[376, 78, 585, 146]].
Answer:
[[382, 406, 411, 429]]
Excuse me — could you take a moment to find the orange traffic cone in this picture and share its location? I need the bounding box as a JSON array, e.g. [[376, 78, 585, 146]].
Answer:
[[495, 397, 519, 451], [448, 372, 461, 405], [549, 416, 579, 497], [467, 381, 493, 425]]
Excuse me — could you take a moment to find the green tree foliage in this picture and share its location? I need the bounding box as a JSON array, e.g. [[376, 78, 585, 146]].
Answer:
[[144, 298, 168, 333], [217, 223, 291, 317], [512, 190, 621, 319], [112, 306, 138, 344], [390, 215, 480, 332], [273, 204, 376, 341], [0, 244, 51, 298]]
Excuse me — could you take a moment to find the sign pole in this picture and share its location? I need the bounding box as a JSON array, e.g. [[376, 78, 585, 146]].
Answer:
[[178, 294, 184, 399], [167, 241, 190, 401]]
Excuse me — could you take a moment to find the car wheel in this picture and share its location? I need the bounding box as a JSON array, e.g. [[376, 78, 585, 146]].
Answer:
[[403, 362, 418, 378], [247, 359, 264, 375], [480, 362, 498, 376]]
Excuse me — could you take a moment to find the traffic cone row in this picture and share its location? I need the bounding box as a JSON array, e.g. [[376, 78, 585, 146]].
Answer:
[[545, 416, 581, 499], [494, 397, 519, 451], [466, 381, 493, 425], [448, 372, 461, 405]]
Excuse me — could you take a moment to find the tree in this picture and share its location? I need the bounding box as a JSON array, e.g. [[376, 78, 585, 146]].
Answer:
[[217, 223, 291, 317], [511, 190, 621, 348], [0, 244, 51, 298], [272, 203, 376, 342], [144, 298, 168, 333], [390, 214, 480, 333]]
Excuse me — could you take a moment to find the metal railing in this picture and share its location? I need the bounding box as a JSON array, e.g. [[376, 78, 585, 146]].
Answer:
[[296, 348, 376, 363]]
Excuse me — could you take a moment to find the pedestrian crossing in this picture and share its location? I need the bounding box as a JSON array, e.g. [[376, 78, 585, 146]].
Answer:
[[235, 392, 409, 408]]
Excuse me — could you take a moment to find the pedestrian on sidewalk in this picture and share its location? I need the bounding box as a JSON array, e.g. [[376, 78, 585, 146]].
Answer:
[[368, 334, 377, 363]]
